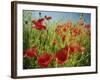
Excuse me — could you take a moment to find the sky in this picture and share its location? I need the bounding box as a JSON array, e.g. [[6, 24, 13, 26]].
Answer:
[[31, 10, 91, 24]]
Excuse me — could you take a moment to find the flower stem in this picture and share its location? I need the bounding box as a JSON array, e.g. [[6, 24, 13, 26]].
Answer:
[[55, 59, 58, 67]]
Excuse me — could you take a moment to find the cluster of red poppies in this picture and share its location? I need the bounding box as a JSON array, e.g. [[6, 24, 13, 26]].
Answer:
[[24, 42, 85, 68], [32, 16, 52, 30]]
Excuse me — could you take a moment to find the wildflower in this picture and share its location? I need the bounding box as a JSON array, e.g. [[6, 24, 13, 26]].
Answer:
[[69, 44, 85, 54], [24, 46, 37, 58], [37, 53, 52, 68], [61, 35, 67, 42], [71, 28, 80, 37], [45, 16, 52, 20], [69, 46, 79, 53], [52, 39, 58, 46], [55, 25, 62, 36], [64, 45, 68, 50], [66, 20, 72, 28], [32, 19, 37, 24], [56, 48, 69, 64], [62, 26, 68, 32], [78, 46, 85, 53], [85, 24, 90, 30], [37, 18, 45, 24], [32, 18, 46, 30]]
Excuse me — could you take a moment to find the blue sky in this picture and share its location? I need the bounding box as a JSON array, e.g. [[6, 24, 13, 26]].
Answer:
[[32, 10, 91, 24]]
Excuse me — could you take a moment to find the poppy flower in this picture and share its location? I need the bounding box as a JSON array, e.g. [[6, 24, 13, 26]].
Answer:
[[24, 47, 37, 58], [32, 19, 37, 24], [72, 28, 80, 37], [56, 48, 69, 64], [32, 18, 45, 24], [55, 25, 62, 36], [62, 26, 68, 32], [85, 24, 90, 30], [84, 24, 91, 36], [61, 35, 67, 42], [69, 46, 79, 53], [78, 46, 85, 53], [37, 18, 45, 24], [69, 44, 85, 54], [55, 27, 61, 35], [66, 20, 72, 28], [32, 25, 46, 30], [52, 39, 58, 46], [45, 16, 52, 20], [32, 18, 46, 30], [37, 53, 52, 68], [64, 45, 69, 52], [68, 43, 79, 53]]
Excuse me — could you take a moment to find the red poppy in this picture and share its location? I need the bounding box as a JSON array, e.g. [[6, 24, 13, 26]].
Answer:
[[61, 35, 67, 42], [32, 20, 37, 24], [24, 47, 37, 58], [37, 18, 45, 24], [56, 48, 69, 64], [85, 24, 90, 30], [45, 16, 52, 20], [55, 25, 62, 35], [72, 28, 80, 37], [66, 20, 72, 28], [32, 18, 46, 30], [64, 45, 69, 52], [37, 53, 52, 68], [69, 46, 79, 53], [52, 39, 57, 46], [69, 44, 85, 54], [32, 18, 45, 24], [32, 24, 46, 30], [78, 46, 85, 53], [63, 26, 68, 32]]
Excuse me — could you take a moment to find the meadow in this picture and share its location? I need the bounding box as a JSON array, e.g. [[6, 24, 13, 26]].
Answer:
[[23, 11, 91, 69]]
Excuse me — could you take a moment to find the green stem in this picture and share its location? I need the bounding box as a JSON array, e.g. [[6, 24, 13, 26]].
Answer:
[[55, 59, 58, 67]]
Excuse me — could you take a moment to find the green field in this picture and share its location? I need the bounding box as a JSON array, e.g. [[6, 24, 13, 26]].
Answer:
[[23, 11, 91, 69]]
